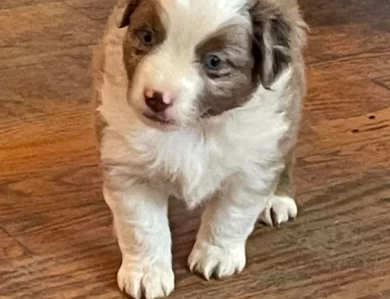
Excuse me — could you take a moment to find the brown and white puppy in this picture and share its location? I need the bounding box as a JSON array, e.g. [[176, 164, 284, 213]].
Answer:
[[92, 0, 306, 298]]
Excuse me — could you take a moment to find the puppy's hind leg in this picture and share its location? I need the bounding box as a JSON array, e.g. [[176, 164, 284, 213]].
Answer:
[[259, 152, 298, 227]]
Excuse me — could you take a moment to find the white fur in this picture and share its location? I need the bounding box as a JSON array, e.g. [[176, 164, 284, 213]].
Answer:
[[96, 1, 301, 298]]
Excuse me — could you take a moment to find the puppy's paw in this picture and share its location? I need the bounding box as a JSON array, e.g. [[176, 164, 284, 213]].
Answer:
[[117, 261, 174, 299], [188, 242, 246, 280], [259, 195, 298, 227]]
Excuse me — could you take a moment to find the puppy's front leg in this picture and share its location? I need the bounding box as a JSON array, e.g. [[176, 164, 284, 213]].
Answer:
[[188, 183, 269, 280], [104, 182, 174, 299]]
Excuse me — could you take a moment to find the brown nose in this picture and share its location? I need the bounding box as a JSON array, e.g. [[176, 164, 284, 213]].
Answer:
[[144, 89, 173, 113]]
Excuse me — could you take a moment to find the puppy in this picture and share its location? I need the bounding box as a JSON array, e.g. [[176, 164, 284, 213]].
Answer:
[[92, 0, 306, 298]]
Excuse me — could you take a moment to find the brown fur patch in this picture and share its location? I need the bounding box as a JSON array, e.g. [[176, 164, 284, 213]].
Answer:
[[94, 110, 108, 145], [122, 1, 166, 84], [250, 0, 307, 88], [91, 39, 108, 147], [116, 0, 141, 28], [195, 24, 256, 117]]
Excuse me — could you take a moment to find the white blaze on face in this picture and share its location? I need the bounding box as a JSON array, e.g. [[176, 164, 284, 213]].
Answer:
[[129, 0, 249, 126]]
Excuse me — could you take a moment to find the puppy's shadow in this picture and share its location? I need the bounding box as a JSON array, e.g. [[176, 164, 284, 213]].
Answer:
[[168, 197, 202, 282]]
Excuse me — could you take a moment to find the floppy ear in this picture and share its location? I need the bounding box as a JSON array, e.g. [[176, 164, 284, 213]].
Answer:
[[249, 0, 306, 88], [116, 0, 141, 28]]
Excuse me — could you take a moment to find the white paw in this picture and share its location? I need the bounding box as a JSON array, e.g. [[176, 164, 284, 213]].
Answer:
[[117, 261, 174, 299], [188, 242, 246, 280], [259, 195, 298, 227]]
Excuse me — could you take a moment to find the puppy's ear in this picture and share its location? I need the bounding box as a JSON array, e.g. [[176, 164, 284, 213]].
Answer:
[[116, 0, 141, 28], [249, 0, 306, 88]]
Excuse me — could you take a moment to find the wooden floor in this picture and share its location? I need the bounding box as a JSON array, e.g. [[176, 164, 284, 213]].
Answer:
[[1, 0, 390, 298]]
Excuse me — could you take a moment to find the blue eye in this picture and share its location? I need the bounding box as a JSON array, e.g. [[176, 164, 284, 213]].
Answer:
[[204, 54, 222, 70]]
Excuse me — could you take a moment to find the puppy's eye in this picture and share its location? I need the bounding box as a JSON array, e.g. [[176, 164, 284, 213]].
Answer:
[[204, 54, 222, 70], [202, 54, 230, 78], [136, 28, 155, 46]]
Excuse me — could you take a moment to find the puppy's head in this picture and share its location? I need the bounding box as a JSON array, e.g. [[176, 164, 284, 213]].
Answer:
[[116, 0, 305, 129]]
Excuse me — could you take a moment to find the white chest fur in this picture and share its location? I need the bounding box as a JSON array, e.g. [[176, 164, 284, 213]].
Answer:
[[100, 89, 291, 208]]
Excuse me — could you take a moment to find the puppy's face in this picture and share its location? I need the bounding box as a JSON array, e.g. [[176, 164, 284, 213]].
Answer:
[[117, 0, 304, 129]]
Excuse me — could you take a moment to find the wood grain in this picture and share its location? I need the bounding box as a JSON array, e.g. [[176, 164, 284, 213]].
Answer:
[[1, 0, 390, 298]]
